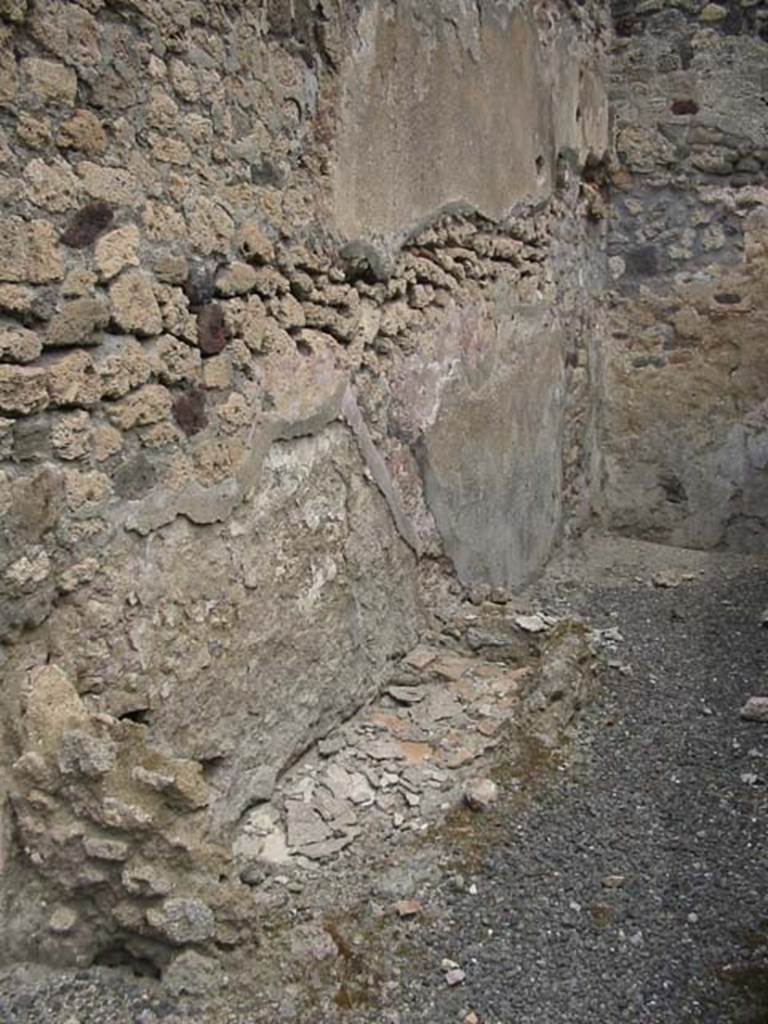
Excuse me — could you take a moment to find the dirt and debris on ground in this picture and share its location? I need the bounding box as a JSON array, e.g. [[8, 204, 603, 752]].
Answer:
[[2, 536, 768, 1024]]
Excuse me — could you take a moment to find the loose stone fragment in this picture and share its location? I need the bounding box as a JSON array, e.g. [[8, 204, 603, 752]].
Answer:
[[514, 613, 548, 633], [463, 777, 499, 812], [740, 697, 768, 722], [393, 899, 422, 918], [601, 874, 626, 889]]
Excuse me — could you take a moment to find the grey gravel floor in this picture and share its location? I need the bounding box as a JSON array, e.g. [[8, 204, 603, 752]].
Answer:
[[388, 567, 768, 1024]]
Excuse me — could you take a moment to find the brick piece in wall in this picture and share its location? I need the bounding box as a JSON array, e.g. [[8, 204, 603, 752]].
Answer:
[[109, 270, 163, 336], [60, 202, 113, 250], [44, 296, 109, 348], [0, 326, 42, 364], [172, 387, 207, 437], [197, 303, 229, 355], [0, 217, 63, 283], [21, 57, 77, 106], [0, 364, 48, 414]]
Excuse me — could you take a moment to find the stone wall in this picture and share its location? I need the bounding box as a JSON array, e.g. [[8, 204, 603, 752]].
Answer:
[[602, 0, 768, 549], [0, 0, 609, 967]]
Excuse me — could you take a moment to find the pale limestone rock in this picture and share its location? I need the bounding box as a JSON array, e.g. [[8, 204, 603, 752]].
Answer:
[[0, 364, 48, 414], [271, 293, 306, 331], [215, 261, 258, 296], [142, 200, 186, 242], [149, 133, 191, 166], [5, 549, 51, 587], [21, 57, 77, 106], [154, 253, 188, 284], [22, 664, 89, 758], [57, 109, 107, 154], [62, 268, 98, 298], [158, 286, 196, 341], [63, 468, 111, 513], [51, 410, 91, 460], [45, 296, 109, 347], [0, 325, 42, 364], [24, 157, 80, 212], [0, 28, 18, 107], [47, 350, 102, 407], [202, 352, 232, 390], [121, 862, 171, 897], [138, 421, 181, 449], [148, 334, 201, 385], [107, 383, 173, 430], [217, 392, 253, 430], [78, 162, 141, 205], [239, 294, 269, 352], [48, 905, 77, 935], [57, 729, 117, 777], [236, 220, 274, 264], [147, 86, 179, 131], [0, 216, 63, 283], [169, 58, 199, 102], [16, 112, 52, 149], [50, 407, 92, 460], [58, 557, 99, 592], [92, 423, 123, 461], [109, 270, 162, 336], [29, 1, 101, 66], [97, 338, 152, 399], [95, 224, 140, 280], [146, 897, 215, 945], [0, 284, 35, 317], [700, 2, 727, 20], [186, 195, 234, 255], [82, 836, 129, 862]]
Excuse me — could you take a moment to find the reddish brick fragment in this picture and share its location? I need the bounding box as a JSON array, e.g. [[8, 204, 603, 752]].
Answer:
[[173, 387, 207, 436], [197, 303, 229, 355], [60, 202, 114, 249]]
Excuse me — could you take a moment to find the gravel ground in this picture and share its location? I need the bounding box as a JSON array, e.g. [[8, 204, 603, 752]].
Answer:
[[387, 557, 768, 1024], [2, 542, 768, 1024]]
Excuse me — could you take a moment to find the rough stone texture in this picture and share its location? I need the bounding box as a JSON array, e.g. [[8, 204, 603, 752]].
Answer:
[[601, 3, 768, 549], [0, 0, 610, 974]]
